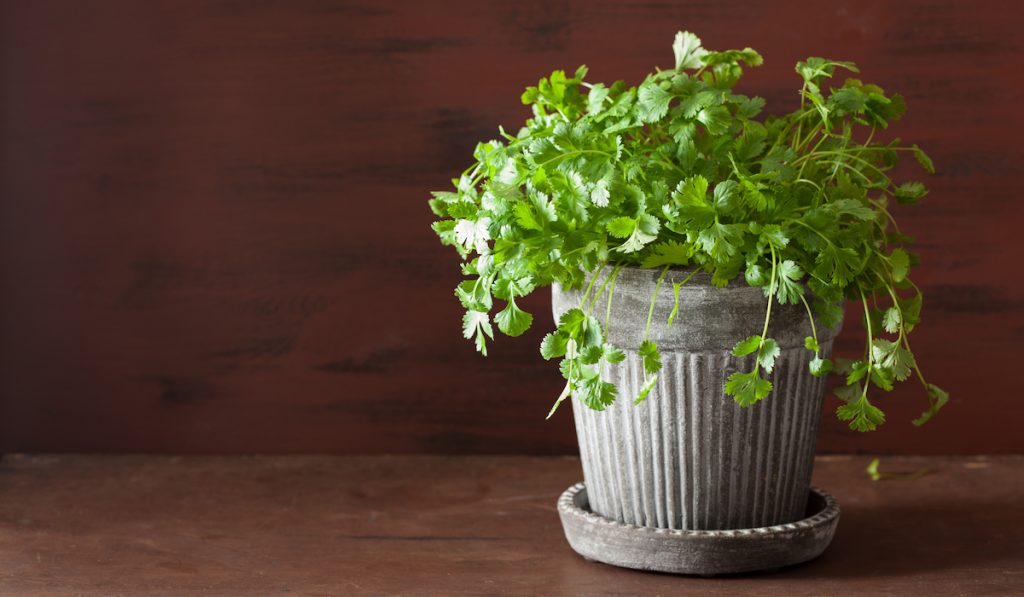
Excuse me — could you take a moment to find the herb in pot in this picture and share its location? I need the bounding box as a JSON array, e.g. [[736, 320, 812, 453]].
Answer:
[[429, 32, 947, 431]]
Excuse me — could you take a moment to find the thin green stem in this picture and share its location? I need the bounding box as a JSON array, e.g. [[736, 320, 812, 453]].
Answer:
[[860, 291, 875, 399], [901, 333, 930, 388], [536, 149, 613, 169], [579, 262, 607, 308], [754, 247, 779, 375], [588, 263, 620, 315], [869, 197, 902, 234], [793, 219, 836, 247], [657, 157, 688, 176], [795, 178, 823, 192], [667, 269, 700, 328], [864, 126, 876, 148], [603, 266, 623, 338], [643, 266, 671, 341], [798, 292, 820, 351], [882, 283, 906, 342], [794, 150, 895, 186]]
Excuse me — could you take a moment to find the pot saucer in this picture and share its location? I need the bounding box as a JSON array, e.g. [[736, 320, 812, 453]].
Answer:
[[557, 483, 840, 575]]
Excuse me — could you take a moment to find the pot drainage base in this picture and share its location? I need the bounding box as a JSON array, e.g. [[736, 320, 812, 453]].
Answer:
[[557, 482, 840, 575]]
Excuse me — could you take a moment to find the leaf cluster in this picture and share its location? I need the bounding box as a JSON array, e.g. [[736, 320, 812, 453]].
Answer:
[[429, 32, 947, 431]]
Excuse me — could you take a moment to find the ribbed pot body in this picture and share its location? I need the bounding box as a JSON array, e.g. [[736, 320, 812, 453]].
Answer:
[[552, 267, 842, 531]]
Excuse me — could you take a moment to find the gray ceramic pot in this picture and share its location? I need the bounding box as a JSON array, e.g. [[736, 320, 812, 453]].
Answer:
[[552, 266, 842, 531]]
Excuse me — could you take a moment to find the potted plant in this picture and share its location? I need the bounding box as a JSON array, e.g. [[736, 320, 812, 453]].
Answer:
[[429, 31, 947, 574]]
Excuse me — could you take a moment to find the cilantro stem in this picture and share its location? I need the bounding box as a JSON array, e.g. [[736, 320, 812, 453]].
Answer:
[[793, 219, 837, 247], [869, 197, 902, 234], [798, 292, 820, 353], [795, 178, 823, 192], [667, 269, 700, 328], [754, 246, 779, 376], [901, 333, 930, 388], [657, 157, 688, 176], [536, 149, 613, 169], [603, 265, 623, 337], [579, 262, 607, 308], [795, 123, 824, 153], [882, 283, 906, 342], [796, 150, 894, 186], [864, 126, 876, 148], [588, 263, 620, 315], [820, 158, 874, 185], [860, 290, 875, 399], [643, 266, 671, 341], [884, 281, 934, 392]]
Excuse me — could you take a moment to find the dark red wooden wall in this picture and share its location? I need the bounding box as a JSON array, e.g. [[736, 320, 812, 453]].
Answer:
[[1, 0, 1022, 454]]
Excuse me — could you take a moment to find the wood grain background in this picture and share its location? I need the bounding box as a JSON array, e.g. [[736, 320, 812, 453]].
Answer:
[[1, 0, 1021, 454]]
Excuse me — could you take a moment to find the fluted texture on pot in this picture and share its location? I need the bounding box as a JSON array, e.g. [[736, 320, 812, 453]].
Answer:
[[554, 267, 841, 531]]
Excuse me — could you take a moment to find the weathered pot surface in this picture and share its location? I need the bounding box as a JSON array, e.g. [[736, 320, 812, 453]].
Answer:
[[558, 482, 841, 575], [553, 266, 843, 533]]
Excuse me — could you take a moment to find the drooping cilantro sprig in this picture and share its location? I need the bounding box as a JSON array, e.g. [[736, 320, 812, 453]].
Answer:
[[429, 31, 948, 431]]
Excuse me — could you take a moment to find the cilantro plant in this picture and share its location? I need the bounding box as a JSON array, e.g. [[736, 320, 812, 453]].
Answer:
[[429, 32, 947, 431]]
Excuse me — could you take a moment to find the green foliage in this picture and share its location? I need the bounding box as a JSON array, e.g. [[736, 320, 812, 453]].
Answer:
[[638, 340, 662, 375], [725, 371, 773, 406], [431, 31, 945, 431]]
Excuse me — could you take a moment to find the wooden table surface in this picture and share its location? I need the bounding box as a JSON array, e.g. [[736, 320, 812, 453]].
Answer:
[[0, 455, 1020, 596]]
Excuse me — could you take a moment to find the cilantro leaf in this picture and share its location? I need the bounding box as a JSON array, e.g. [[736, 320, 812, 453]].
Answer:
[[712, 180, 740, 210], [912, 144, 935, 174], [462, 310, 494, 355], [725, 370, 772, 406], [828, 198, 876, 222], [897, 292, 923, 331], [775, 260, 805, 304], [696, 222, 744, 260], [607, 216, 637, 239], [640, 241, 692, 268], [638, 340, 662, 375], [889, 248, 909, 282], [614, 214, 660, 253], [912, 383, 949, 426], [736, 95, 765, 119], [455, 279, 492, 312], [894, 181, 928, 204], [495, 301, 533, 337], [809, 357, 832, 376], [697, 106, 731, 135], [634, 374, 659, 404], [813, 245, 860, 286], [672, 31, 707, 70], [579, 376, 618, 410], [637, 82, 673, 123], [603, 343, 626, 363], [882, 307, 901, 334], [540, 332, 569, 360], [731, 335, 762, 357], [871, 339, 916, 381], [558, 308, 603, 347], [676, 174, 709, 205], [676, 89, 716, 118], [836, 394, 886, 432], [763, 224, 791, 246], [757, 337, 781, 373], [514, 201, 543, 231], [587, 83, 610, 114], [745, 263, 768, 286]]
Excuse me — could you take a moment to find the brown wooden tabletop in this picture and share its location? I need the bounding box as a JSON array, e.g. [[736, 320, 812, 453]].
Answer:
[[0, 455, 1021, 596]]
